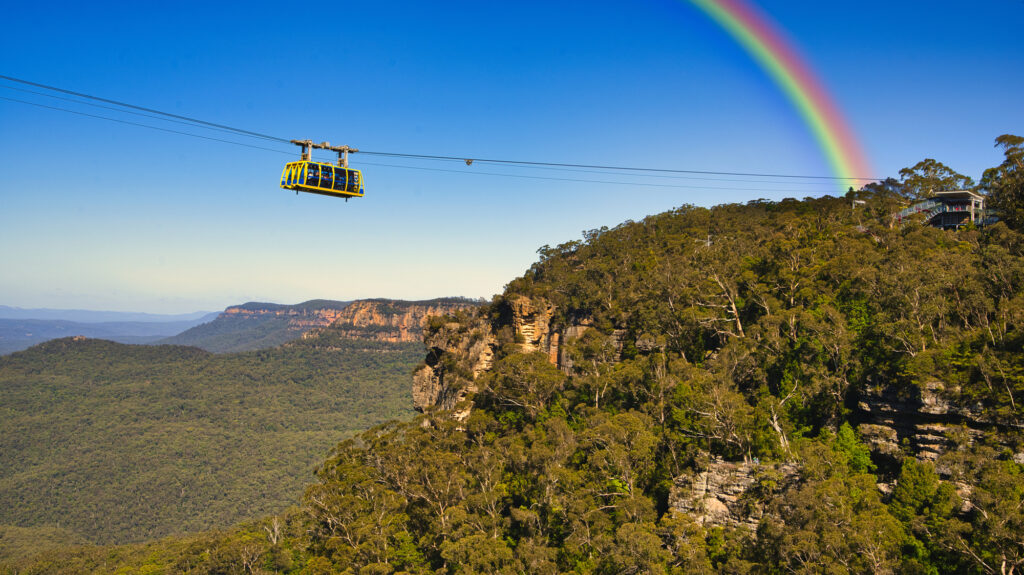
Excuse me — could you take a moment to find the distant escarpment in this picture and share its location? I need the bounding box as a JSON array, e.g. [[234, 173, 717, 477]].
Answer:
[[299, 298, 483, 350], [223, 299, 353, 329], [160, 299, 352, 352]]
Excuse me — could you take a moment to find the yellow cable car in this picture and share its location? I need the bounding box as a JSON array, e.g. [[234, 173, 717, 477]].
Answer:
[[280, 161, 364, 198], [281, 139, 364, 199]]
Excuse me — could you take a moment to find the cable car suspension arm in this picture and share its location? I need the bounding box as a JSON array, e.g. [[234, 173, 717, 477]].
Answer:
[[290, 139, 358, 168]]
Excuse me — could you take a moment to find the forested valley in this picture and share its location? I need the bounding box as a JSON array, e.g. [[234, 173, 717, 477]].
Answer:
[[2, 136, 1023, 574], [0, 336, 423, 550]]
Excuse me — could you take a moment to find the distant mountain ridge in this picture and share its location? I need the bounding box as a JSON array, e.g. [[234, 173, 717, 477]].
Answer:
[[227, 299, 352, 313], [0, 314, 220, 355], [0, 305, 216, 323]]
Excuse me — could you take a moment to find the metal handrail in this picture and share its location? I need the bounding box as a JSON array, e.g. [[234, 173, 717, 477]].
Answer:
[[897, 200, 940, 219]]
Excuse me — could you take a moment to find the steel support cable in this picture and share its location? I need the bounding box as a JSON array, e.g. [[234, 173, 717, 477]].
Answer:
[[355, 151, 879, 181], [0, 74, 289, 144], [352, 159, 839, 193], [0, 84, 281, 142], [0, 96, 294, 156], [0, 73, 881, 183], [1, 95, 841, 193], [376, 160, 831, 185]]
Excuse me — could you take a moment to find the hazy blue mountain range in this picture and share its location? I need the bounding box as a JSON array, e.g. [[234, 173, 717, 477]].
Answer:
[[0, 306, 216, 323], [0, 314, 219, 355]]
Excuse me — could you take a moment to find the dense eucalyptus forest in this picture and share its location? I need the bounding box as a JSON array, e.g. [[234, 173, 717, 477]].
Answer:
[[0, 337, 422, 548], [2, 136, 1022, 574]]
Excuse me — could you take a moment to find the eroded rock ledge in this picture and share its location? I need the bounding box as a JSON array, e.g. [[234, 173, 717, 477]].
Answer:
[[669, 458, 800, 532], [856, 380, 1023, 465]]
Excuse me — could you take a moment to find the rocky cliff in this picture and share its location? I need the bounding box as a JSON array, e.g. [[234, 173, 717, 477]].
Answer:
[[160, 300, 353, 352], [669, 458, 800, 532], [856, 380, 1024, 466], [223, 300, 351, 331], [306, 298, 481, 344], [411, 295, 613, 414], [412, 312, 496, 416]]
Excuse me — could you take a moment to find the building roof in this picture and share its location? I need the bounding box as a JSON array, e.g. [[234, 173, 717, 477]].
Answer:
[[933, 190, 983, 201]]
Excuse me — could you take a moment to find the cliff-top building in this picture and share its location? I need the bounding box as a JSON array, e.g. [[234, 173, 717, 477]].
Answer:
[[895, 190, 996, 229]]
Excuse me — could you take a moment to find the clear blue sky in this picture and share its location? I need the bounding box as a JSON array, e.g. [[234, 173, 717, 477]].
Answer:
[[1, 1, 1021, 313]]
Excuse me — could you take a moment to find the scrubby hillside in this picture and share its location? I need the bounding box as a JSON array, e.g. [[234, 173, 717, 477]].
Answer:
[[314, 191, 1023, 574]]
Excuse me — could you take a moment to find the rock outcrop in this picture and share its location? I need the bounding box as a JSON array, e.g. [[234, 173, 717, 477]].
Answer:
[[855, 380, 1022, 465], [509, 296, 556, 354], [412, 295, 631, 415], [669, 458, 800, 532], [412, 313, 496, 416]]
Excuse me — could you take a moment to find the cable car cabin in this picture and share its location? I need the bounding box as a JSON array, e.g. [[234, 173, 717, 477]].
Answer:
[[280, 161, 364, 198]]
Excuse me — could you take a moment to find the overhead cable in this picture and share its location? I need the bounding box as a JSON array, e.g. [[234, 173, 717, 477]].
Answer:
[[0, 96, 292, 155], [0, 74, 289, 144], [356, 151, 877, 181], [0, 73, 881, 183]]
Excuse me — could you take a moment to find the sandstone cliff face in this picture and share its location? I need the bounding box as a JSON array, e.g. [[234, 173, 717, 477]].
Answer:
[[665, 381, 1023, 535], [306, 299, 481, 344], [509, 296, 555, 355], [669, 458, 800, 532], [410, 295, 612, 416], [856, 381, 1022, 465], [412, 314, 496, 416], [223, 303, 349, 332]]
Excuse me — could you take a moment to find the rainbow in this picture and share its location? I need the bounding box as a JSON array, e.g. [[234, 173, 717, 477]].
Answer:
[[687, 0, 872, 188]]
